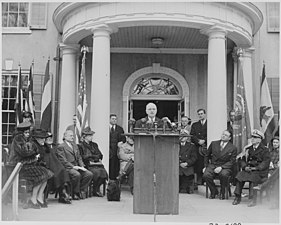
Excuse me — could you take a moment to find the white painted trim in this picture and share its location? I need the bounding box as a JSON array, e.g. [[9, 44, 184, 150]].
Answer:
[[107, 47, 207, 54]]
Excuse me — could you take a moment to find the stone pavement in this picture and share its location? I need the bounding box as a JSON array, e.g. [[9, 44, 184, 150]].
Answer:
[[1, 185, 279, 225]]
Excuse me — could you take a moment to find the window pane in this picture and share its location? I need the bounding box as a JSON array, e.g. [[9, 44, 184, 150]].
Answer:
[[10, 87, 17, 98], [3, 87, 9, 98], [8, 13, 18, 27], [9, 112, 16, 123], [18, 13, 27, 27], [2, 99, 8, 110], [2, 124, 8, 135], [2, 112, 8, 123], [11, 75, 17, 87], [2, 75, 9, 86], [9, 125, 16, 135], [2, 3, 8, 12], [2, 13, 8, 27], [9, 3, 19, 12], [20, 3, 28, 12], [9, 99, 16, 110], [2, 136, 8, 146]]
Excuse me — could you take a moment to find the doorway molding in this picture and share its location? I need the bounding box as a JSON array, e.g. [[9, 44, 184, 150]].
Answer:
[[122, 63, 190, 131]]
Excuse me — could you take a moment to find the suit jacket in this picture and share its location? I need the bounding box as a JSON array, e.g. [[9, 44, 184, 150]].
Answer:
[[135, 116, 164, 129], [109, 124, 125, 158], [227, 121, 233, 143], [78, 141, 103, 168], [56, 141, 85, 170], [204, 140, 237, 169], [190, 120, 207, 146], [179, 142, 197, 176]]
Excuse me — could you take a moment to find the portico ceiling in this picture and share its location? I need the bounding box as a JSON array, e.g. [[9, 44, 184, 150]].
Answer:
[[80, 25, 235, 50]]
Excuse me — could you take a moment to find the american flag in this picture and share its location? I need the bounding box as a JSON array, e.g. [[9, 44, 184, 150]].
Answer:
[[76, 46, 89, 143], [15, 66, 24, 125], [24, 64, 36, 123]]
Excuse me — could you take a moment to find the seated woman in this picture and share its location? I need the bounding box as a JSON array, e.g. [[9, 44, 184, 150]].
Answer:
[[117, 135, 134, 195], [32, 129, 72, 204], [78, 127, 108, 197], [8, 121, 53, 209]]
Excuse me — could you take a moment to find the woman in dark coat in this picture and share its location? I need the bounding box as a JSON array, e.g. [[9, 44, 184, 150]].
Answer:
[[32, 130, 71, 204], [179, 131, 197, 194], [8, 121, 53, 209], [78, 127, 108, 197]]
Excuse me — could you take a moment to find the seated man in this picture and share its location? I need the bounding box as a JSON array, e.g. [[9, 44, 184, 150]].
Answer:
[[179, 130, 197, 194], [78, 127, 108, 197], [203, 130, 237, 200], [117, 134, 134, 195], [134, 102, 164, 129], [56, 130, 93, 200], [269, 136, 279, 176], [232, 129, 270, 207]]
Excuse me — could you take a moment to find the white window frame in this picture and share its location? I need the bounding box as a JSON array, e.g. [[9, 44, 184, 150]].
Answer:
[[267, 2, 280, 33]]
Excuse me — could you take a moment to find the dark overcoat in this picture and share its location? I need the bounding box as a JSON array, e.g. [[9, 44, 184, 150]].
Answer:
[[179, 142, 197, 177], [236, 143, 270, 183], [109, 125, 125, 159]]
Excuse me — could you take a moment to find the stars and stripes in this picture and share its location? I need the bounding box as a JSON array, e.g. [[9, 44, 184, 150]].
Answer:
[[24, 64, 36, 123], [14, 66, 24, 125]]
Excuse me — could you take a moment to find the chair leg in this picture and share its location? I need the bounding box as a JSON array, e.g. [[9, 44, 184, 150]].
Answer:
[[206, 184, 209, 198], [103, 180, 106, 196]]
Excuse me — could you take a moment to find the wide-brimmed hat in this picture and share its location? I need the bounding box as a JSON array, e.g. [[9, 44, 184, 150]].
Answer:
[[32, 129, 48, 138], [82, 127, 95, 135], [251, 129, 264, 139], [46, 132, 53, 138], [17, 121, 31, 131], [271, 136, 279, 142]]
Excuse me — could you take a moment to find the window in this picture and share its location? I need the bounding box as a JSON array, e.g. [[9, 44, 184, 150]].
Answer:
[[267, 77, 280, 116], [2, 2, 47, 33], [2, 2, 29, 27], [267, 2, 280, 32], [132, 76, 179, 95], [2, 70, 45, 146]]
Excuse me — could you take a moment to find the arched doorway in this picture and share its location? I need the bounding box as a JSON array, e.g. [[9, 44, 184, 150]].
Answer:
[[122, 63, 189, 131]]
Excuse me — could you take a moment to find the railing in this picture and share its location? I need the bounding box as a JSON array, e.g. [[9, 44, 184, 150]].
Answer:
[[2, 162, 23, 220]]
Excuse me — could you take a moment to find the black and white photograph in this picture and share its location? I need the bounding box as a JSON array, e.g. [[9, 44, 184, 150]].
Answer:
[[1, 1, 280, 225]]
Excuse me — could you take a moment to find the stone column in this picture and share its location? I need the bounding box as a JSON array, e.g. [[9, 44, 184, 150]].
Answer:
[[201, 26, 228, 146], [90, 25, 113, 172], [240, 47, 255, 129], [58, 44, 79, 142]]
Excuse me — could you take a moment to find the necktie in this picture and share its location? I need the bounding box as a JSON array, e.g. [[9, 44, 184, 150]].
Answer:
[[201, 120, 204, 125], [220, 142, 224, 151], [111, 126, 114, 133]]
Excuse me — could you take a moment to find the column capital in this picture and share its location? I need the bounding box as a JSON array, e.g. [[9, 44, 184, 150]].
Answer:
[[88, 24, 118, 37], [237, 47, 255, 59], [200, 24, 233, 40], [59, 43, 80, 56]]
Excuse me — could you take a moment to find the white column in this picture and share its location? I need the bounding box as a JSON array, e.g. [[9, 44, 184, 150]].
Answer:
[[201, 26, 228, 146], [90, 25, 113, 173], [58, 44, 79, 142], [240, 48, 255, 129], [232, 48, 238, 107]]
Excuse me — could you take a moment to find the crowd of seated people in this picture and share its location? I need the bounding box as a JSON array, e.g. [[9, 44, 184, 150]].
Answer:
[[4, 108, 279, 210]]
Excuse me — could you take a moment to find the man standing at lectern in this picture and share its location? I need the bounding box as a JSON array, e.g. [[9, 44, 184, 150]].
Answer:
[[109, 114, 125, 180], [135, 102, 163, 129]]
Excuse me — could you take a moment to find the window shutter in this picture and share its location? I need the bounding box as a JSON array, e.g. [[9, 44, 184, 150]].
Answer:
[[267, 2, 280, 33], [29, 2, 47, 29]]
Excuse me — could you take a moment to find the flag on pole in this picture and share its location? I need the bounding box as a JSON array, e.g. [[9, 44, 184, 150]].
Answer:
[[24, 64, 36, 123], [260, 64, 276, 144], [76, 46, 89, 143], [40, 59, 52, 131], [15, 66, 24, 125], [233, 58, 252, 155]]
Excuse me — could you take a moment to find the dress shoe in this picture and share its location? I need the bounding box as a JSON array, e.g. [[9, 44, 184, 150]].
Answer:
[[187, 189, 194, 194], [93, 191, 103, 197], [28, 200, 41, 209], [209, 195, 216, 199], [247, 200, 256, 207], [219, 194, 225, 200], [80, 191, 86, 199], [58, 197, 72, 204], [37, 200, 48, 208], [130, 187, 134, 195], [73, 193, 81, 200], [232, 197, 241, 205]]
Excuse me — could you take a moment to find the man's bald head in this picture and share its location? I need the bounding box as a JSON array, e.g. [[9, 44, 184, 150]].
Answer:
[[64, 130, 74, 142], [146, 103, 157, 118]]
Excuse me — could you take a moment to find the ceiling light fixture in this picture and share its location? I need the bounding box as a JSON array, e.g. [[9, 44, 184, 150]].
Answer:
[[151, 37, 164, 46]]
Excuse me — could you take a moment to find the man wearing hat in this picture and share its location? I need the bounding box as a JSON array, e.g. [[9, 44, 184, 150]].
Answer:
[[57, 130, 93, 200], [179, 130, 197, 194], [78, 127, 108, 197], [232, 129, 270, 207]]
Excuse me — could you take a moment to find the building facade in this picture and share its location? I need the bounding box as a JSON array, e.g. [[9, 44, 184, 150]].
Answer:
[[2, 2, 279, 171]]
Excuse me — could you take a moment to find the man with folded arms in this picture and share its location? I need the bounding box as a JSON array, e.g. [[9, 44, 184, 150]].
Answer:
[[57, 130, 93, 200], [203, 130, 237, 199]]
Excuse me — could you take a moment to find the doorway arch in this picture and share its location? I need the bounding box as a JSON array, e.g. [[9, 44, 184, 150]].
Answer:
[[122, 63, 190, 131]]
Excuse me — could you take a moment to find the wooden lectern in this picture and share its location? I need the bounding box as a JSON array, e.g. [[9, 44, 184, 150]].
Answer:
[[128, 132, 179, 215]]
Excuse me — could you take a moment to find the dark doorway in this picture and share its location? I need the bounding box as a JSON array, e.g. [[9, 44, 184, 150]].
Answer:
[[132, 100, 178, 121]]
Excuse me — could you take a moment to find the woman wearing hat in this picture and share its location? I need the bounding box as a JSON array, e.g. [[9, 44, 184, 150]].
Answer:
[[32, 129, 72, 204], [8, 122, 54, 209], [78, 127, 108, 197], [232, 129, 271, 207], [269, 136, 279, 176]]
